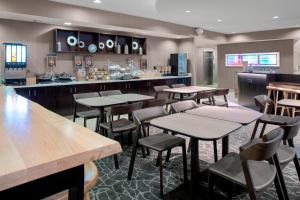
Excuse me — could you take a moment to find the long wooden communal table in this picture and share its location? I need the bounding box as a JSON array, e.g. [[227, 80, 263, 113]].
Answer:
[[0, 87, 122, 199]]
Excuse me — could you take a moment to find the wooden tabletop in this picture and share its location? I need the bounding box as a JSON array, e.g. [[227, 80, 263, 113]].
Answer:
[[186, 106, 263, 125], [277, 99, 300, 107], [268, 82, 300, 92], [76, 96, 127, 108], [0, 87, 122, 191], [109, 93, 154, 103], [163, 86, 216, 94], [150, 113, 241, 140]]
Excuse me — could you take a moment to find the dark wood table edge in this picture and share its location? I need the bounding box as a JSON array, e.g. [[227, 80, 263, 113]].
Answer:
[[0, 165, 84, 200]]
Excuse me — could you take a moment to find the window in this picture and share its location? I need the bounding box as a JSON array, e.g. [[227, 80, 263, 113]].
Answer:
[[226, 52, 280, 67]]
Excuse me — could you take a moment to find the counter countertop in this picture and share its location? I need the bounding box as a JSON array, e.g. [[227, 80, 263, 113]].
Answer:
[[0, 86, 122, 191], [13, 75, 192, 89]]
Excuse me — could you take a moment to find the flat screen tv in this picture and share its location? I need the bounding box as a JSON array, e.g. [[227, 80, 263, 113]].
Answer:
[[226, 52, 280, 67]]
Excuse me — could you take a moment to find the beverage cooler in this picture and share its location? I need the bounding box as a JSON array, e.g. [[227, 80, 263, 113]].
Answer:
[[170, 53, 188, 76]]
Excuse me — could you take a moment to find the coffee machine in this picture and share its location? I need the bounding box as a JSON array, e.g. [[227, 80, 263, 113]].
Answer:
[[4, 43, 27, 85]]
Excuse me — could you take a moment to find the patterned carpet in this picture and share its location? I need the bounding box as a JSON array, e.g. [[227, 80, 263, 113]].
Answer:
[[72, 106, 300, 200]]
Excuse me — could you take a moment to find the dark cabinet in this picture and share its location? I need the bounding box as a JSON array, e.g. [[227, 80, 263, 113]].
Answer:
[[14, 77, 191, 116]]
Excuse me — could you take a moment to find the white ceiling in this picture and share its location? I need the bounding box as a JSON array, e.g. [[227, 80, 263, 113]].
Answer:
[[50, 0, 300, 34]]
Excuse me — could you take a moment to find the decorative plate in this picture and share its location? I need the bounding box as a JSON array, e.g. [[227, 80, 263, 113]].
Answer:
[[132, 41, 139, 50], [106, 39, 114, 49], [99, 42, 105, 50], [88, 44, 97, 53], [67, 36, 77, 46], [78, 41, 85, 48]]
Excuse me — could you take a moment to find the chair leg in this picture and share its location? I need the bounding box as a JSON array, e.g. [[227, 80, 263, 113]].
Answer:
[[84, 118, 87, 127], [213, 140, 218, 162], [288, 139, 300, 181], [158, 152, 164, 198], [166, 149, 171, 162], [113, 154, 119, 169], [273, 154, 289, 200], [274, 174, 286, 200], [259, 123, 267, 138], [128, 143, 138, 180], [182, 144, 188, 184], [207, 172, 214, 200], [250, 120, 260, 140]]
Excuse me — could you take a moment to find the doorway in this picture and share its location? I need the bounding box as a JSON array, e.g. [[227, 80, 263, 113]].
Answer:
[[203, 51, 214, 85]]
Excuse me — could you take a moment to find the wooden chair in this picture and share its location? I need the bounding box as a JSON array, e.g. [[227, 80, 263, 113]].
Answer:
[[100, 102, 143, 169], [99, 90, 122, 97], [153, 85, 177, 110], [171, 83, 196, 101], [196, 90, 215, 105], [251, 114, 300, 199], [212, 88, 229, 107], [44, 162, 98, 200], [170, 100, 199, 114], [99, 90, 123, 120], [73, 92, 100, 128], [128, 106, 188, 197], [253, 95, 274, 114], [208, 128, 285, 200], [142, 98, 167, 109]]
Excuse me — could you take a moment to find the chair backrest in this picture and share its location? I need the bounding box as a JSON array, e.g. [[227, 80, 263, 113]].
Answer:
[[214, 88, 229, 96], [99, 90, 122, 97], [196, 90, 215, 99], [281, 116, 300, 140], [108, 102, 142, 117], [171, 100, 199, 113], [73, 92, 100, 101], [239, 128, 284, 161], [133, 106, 168, 125], [253, 95, 274, 114], [171, 84, 185, 88], [153, 85, 170, 99], [142, 99, 167, 109]]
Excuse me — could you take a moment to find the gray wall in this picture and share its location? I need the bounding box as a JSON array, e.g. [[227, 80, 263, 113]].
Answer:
[[217, 39, 295, 89]]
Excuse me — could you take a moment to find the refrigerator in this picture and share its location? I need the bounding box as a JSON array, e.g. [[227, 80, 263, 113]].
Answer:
[[170, 53, 188, 76]]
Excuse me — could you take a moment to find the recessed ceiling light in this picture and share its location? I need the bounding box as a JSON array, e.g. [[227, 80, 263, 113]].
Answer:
[[64, 22, 72, 26], [185, 10, 191, 13], [272, 16, 279, 19], [231, 32, 236, 34], [217, 19, 223, 22], [93, 0, 102, 3]]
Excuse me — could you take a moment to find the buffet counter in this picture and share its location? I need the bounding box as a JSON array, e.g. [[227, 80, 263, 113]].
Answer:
[[14, 75, 192, 116], [14, 75, 191, 89]]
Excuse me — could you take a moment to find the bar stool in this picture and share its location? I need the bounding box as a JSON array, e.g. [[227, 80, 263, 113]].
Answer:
[[278, 89, 300, 117]]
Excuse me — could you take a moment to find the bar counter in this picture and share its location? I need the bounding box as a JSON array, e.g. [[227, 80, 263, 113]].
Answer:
[[0, 86, 121, 197], [237, 72, 300, 107]]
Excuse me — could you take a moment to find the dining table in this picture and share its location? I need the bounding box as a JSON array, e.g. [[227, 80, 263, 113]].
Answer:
[[186, 105, 263, 125], [150, 113, 242, 199], [0, 87, 122, 199], [163, 86, 216, 101], [76, 93, 154, 134]]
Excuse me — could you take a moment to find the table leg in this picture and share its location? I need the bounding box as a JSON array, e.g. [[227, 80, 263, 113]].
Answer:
[[180, 94, 184, 101], [222, 136, 229, 157], [190, 138, 199, 200], [98, 107, 105, 135]]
